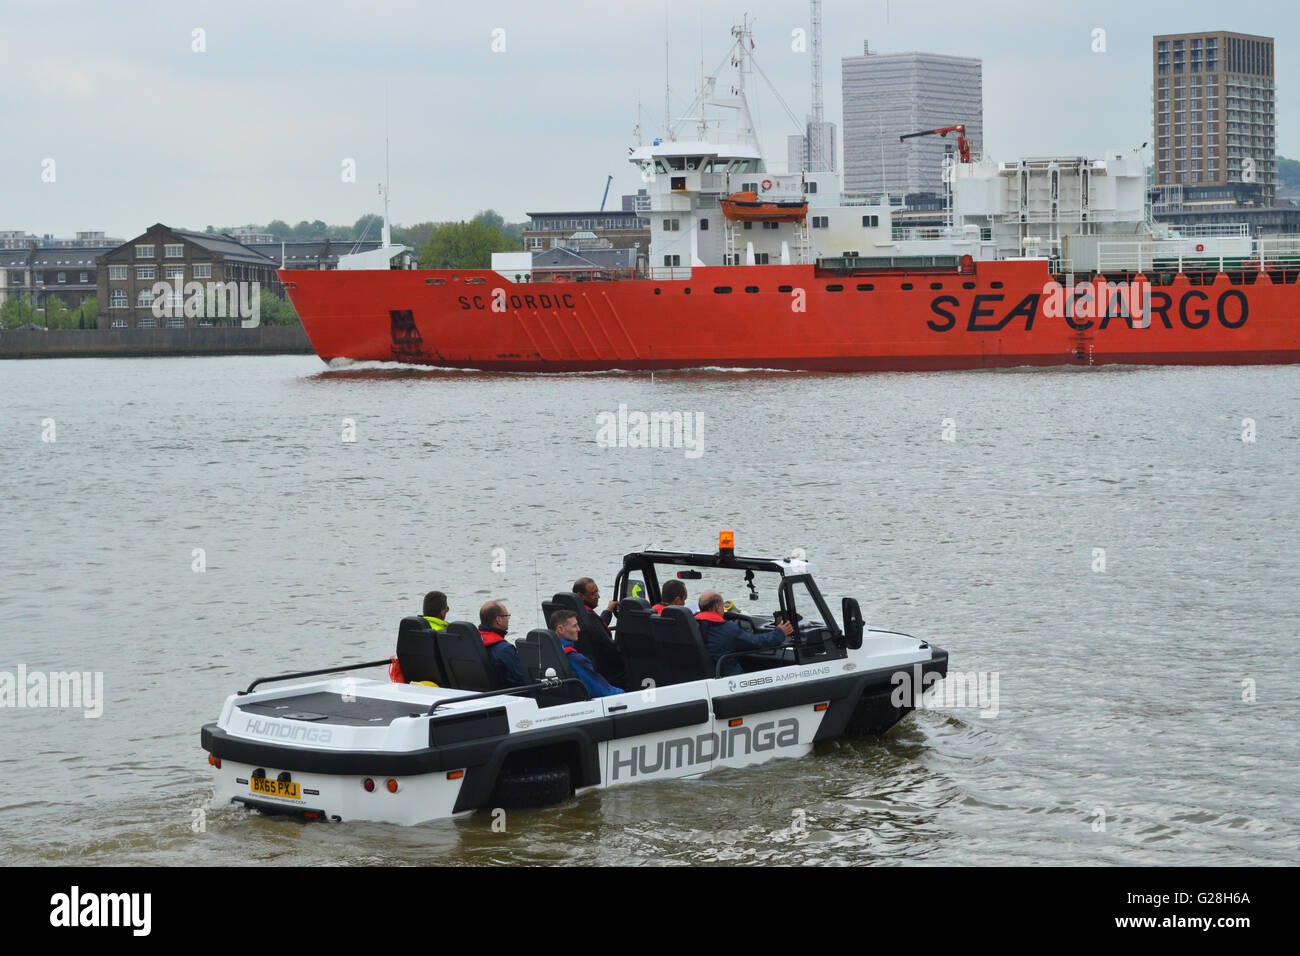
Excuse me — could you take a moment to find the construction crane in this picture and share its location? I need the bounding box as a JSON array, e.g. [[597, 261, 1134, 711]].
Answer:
[[898, 124, 971, 163], [599, 175, 613, 211]]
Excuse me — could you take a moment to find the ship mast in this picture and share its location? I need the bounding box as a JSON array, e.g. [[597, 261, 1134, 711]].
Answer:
[[808, 0, 824, 172]]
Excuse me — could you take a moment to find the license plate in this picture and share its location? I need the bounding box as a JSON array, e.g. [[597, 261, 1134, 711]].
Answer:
[[250, 777, 301, 800]]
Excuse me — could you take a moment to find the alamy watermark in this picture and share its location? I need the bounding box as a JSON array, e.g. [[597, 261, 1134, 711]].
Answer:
[[891, 663, 999, 718], [595, 403, 704, 459], [1, 665, 104, 718], [149, 280, 261, 327]]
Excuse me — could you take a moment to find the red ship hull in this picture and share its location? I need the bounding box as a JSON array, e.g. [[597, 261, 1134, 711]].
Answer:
[[279, 260, 1299, 371]]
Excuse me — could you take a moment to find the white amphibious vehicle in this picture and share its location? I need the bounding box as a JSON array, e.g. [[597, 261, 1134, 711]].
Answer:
[[202, 537, 949, 825]]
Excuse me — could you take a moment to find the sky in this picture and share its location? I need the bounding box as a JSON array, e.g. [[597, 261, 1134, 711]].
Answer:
[[1, 0, 1296, 238]]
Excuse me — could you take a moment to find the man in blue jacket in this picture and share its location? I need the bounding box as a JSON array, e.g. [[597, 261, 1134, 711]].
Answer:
[[479, 601, 528, 688], [550, 609, 623, 697], [695, 590, 793, 678]]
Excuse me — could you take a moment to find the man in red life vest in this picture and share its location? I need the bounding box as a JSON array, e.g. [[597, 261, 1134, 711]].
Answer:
[[652, 578, 692, 614], [479, 600, 528, 688], [695, 590, 793, 678], [572, 577, 627, 687], [549, 609, 622, 697]]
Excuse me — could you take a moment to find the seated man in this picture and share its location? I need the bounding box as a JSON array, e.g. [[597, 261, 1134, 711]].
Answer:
[[422, 590, 450, 631], [572, 577, 627, 687], [653, 578, 688, 614], [550, 609, 623, 698], [695, 590, 794, 678], [478, 600, 528, 688]]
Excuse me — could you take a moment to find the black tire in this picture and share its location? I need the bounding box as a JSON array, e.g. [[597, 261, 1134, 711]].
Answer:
[[489, 764, 572, 810]]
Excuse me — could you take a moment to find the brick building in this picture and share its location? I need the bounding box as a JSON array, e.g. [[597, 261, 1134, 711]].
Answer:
[[96, 224, 283, 328]]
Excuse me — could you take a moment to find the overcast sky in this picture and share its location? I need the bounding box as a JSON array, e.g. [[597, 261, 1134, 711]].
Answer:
[[2, 0, 1295, 238]]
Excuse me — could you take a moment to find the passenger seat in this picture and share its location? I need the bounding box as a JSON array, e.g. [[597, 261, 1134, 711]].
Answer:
[[649, 606, 715, 684], [615, 598, 670, 692], [515, 629, 590, 705], [396, 616, 448, 685], [435, 621, 503, 692]]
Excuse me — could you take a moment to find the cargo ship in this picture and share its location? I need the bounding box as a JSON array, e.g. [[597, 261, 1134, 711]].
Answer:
[[281, 23, 1299, 372]]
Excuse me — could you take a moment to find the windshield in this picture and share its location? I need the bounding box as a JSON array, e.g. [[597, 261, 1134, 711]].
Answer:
[[638, 563, 784, 616]]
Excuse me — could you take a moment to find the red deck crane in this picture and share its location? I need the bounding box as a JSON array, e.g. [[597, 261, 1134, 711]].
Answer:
[[898, 124, 971, 163]]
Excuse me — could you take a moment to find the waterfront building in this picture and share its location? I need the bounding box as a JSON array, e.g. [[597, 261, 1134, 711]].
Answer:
[[245, 239, 382, 270], [522, 210, 650, 253], [841, 47, 983, 197], [1152, 31, 1275, 211], [95, 224, 283, 328]]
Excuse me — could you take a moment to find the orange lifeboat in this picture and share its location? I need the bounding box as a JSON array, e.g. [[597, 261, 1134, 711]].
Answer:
[[719, 190, 809, 223]]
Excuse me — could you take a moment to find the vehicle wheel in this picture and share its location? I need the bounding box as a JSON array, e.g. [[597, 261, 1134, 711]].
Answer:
[[489, 764, 572, 810]]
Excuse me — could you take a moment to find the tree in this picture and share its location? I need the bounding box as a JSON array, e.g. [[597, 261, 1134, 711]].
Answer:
[[1278, 155, 1300, 191], [42, 294, 72, 329], [266, 219, 292, 239], [473, 209, 505, 232], [351, 214, 384, 241], [77, 296, 98, 329], [257, 290, 300, 326], [417, 221, 518, 269], [1, 294, 38, 328]]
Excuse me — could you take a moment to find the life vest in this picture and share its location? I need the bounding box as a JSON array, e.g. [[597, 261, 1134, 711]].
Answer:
[[388, 656, 405, 683], [652, 604, 665, 614], [695, 610, 724, 636], [479, 628, 507, 646], [423, 616, 448, 631]]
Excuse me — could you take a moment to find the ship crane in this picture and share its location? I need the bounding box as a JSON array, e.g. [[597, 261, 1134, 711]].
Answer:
[[898, 124, 971, 163]]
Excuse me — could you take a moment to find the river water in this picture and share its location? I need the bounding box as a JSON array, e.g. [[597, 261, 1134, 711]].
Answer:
[[1, 355, 1296, 865]]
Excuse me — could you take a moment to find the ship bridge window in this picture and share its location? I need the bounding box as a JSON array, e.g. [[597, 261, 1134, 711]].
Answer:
[[811, 216, 828, 228], [754, 253, 770, 264], [667, 156, 687, 170], [862, 215, 879, 227]]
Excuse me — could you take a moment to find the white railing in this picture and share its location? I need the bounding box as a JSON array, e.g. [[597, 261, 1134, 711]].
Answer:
[[646, 267, 694, 281], [1097, 238, 1264, 273], [1165, 223, 1250, 238]]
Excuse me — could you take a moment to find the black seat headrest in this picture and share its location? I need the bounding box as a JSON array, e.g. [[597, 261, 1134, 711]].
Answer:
[[550, 592, 584, 613], [396, 616, 445, 685], [618, 597, 652, 615]]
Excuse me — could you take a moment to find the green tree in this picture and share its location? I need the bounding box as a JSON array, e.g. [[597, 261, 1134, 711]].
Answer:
[[257, 289, 300, 326], [266, 219, 292, 239], [42, 294, 72, 329], [418, 221, 517, 269], [351, 213, 384, 241], [473, 209, 505, 232], [77, 295, 98, 329], [1, 294, 38, 329], [1278, 155, 1300, 190], [393, 221, 434, 249]]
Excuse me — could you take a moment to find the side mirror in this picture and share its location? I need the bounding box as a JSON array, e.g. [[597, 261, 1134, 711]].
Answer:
[[841, 597, 864, 650]]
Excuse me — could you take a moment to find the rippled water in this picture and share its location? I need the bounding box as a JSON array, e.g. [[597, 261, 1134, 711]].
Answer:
[[1, 356, 1296, 865]]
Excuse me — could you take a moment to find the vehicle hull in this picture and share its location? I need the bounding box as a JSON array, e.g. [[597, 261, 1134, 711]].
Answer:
[[279, 261, 1300, 372]]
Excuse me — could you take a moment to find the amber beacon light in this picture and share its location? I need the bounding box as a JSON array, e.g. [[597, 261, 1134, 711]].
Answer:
[[718, 530, 735, 557]]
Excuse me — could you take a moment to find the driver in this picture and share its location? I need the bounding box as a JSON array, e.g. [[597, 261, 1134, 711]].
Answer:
[[695, 590, 793, 678]]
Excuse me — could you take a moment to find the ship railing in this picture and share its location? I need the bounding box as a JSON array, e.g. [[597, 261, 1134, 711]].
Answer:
[[993, 209, 1144, 224], [1048, 258, 1075, 276], [891, 226, 958, 241], [647, 266, 694, 281], [1097, 238, 1290, 274], [1162, 222, 1251, 238]]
